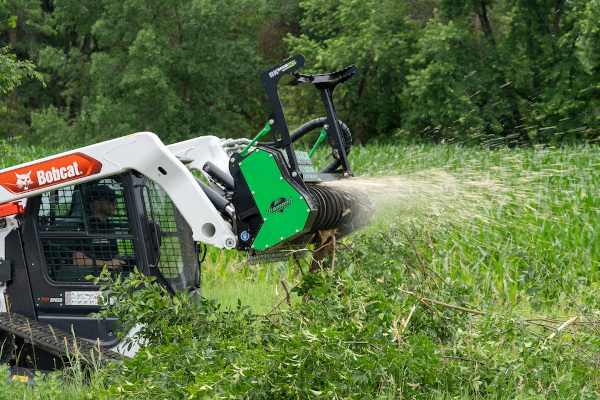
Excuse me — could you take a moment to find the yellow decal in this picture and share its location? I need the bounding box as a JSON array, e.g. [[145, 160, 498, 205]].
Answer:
[[12, 375, 29, 383]]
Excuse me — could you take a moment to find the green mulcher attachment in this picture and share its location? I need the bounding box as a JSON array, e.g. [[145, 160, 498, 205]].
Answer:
[[220, 54, 374, 264], [230, 146, 316, 251]]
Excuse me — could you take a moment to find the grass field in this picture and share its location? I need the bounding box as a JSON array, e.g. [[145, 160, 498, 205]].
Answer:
[[204, 143, 600, 313], [195, 143, 600, 398], [1, 140, 599, 398]]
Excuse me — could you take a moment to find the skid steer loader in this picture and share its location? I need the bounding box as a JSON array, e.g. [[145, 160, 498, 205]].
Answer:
[[0, 54, 373, 373]]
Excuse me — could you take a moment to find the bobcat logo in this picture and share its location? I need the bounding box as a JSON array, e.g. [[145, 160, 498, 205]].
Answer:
[[15, 171, 34, 190]]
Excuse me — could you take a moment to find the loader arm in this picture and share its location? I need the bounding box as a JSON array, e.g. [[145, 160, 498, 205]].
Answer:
[[0, 132, 236, 249], [167, 135, 233, 192]]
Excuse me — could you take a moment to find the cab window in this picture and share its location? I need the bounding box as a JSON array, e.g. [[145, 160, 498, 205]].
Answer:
[[37, 178, 136, 282]]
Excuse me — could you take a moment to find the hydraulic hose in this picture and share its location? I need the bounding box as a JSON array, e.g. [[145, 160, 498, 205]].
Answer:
[[259, 117, 352, 155]]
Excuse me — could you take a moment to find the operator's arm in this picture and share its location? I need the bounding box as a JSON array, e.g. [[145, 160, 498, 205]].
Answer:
[[72, 251, 124, 271]]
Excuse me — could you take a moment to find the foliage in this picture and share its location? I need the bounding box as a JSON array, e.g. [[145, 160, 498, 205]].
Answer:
[[0, 134, 19, 157], [0, 136, 58, 169], [287, 0, 600, 144], [285, 0, 413, 142], [1, 0, 599, 146], [401, 16, 492, 143], [75, 0, 267, 143], [577, 1, 600, 74], [90, 268, 447, 398], [29, 105, 71, 147], [0, 346, 110, 400], [1, 0, 270, 145], [0, 46, 40, 94], [89, 227, 599, 398]]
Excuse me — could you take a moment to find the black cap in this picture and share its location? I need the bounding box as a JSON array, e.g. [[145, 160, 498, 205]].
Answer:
[[85, 184, 117, 204]]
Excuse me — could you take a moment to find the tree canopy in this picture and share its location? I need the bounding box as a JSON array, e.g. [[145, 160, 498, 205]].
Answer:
[[1, 0, 599, 146]]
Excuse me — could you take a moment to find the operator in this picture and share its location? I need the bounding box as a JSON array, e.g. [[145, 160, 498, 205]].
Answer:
[[72, 184, 125, 272]]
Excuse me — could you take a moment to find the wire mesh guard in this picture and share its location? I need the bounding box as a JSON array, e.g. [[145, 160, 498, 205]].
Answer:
[[37, 178, 135, 282], [143, 181, 199, 292]]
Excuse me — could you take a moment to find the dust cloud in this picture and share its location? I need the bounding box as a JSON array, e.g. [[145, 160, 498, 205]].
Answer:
[[321, 170, 510, 229]]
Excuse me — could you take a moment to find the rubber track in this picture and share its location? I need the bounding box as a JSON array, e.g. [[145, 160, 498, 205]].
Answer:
[[0, 312, 123, 365]]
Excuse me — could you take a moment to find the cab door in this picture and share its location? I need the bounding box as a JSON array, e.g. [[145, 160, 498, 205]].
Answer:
[[21, 175, 141, 347]]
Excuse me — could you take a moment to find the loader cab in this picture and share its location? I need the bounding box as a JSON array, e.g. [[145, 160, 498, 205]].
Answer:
[[7, 171, 201, 348]]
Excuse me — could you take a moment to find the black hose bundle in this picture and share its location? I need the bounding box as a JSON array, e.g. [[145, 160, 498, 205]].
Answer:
[[259, 117, 351, 155], [289, 117, 352, 155], [289, 117, 352, 173]]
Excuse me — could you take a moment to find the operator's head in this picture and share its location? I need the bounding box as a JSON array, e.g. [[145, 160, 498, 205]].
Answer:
[[87, 184, 117, 221]]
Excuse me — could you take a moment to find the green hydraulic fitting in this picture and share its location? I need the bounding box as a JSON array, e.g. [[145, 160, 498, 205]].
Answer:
[[240, 121, 272, 156], [309, 127, 328, 158]]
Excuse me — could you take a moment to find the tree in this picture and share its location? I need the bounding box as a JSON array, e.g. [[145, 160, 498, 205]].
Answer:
[[0, 45, 38, 94], [1, 0, 599, 146], [0, 0, 47, 94], [503, 0, 599, 143], [577, 1, 600, 74], [258, 0, 303, 63], [69, 0, 267, 143], [35, 0, 102, 119], [0, 0, 45, 138], [287, 0, 599, 145], [287, 0, 418, 142], [1, 0, 270, 145], [401, 16, 493, 144]]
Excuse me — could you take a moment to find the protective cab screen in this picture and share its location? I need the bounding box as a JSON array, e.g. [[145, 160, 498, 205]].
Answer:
[[142, 181, 200, 292], [37, 178, 136, 282]]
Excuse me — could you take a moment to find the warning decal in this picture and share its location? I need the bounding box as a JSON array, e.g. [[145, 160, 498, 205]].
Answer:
[[65, 291, 103, 306]]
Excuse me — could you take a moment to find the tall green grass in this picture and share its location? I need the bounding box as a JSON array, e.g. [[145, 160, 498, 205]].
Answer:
[[203, 143, 600, 317], [200, 248, 300, 313]]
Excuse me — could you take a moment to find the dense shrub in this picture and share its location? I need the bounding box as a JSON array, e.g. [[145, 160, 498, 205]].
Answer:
[[91, 225, 600, 398]]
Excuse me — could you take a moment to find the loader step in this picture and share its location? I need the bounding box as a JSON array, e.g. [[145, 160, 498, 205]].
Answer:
[[0, 312, 123, 367]]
